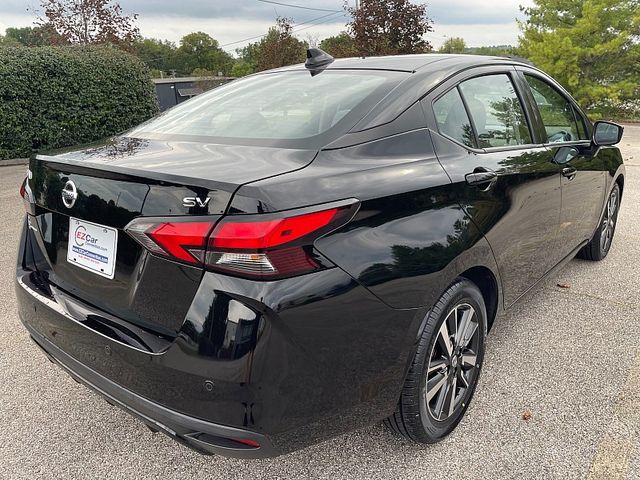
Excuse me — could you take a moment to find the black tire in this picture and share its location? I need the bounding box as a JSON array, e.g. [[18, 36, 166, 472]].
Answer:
[[384, 278, 487, 443], [578, 183, 621, 261]]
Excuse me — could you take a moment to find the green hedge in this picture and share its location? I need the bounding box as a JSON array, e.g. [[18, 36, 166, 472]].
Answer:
[[0, 46, 159, 159]]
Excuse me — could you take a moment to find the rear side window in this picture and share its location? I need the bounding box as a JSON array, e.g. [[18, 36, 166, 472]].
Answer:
[[525, 75, 587, 142], [459, 74, 532, 148], [433, 88, 476, 148]]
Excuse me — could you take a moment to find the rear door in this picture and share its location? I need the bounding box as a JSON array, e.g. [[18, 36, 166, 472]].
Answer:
[[426, 67, 563, 307], [517, 70, 606, 253]]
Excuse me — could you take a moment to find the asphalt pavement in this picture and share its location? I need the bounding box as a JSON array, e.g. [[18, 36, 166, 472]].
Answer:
[[1, 126, 639, 479]]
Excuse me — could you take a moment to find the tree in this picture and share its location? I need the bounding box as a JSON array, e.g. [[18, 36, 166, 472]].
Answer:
[[518, 0, 640, 116], [438, 37, 466, 54], [191, 67, 214, 77], [37, 0, 139, 46], [465, 45, 515, 56], [5, 25, 67, 46], [319, 32, 358, 58], [231, 61, 254, 77], [347, 0, 433, 56], [305, 33, 320, 48], [132, 37, 176, 74], [175, 32, 234, 76], [0, 35, 22, 47], [235, 42, 260, 73], [255, 17, 308, 71]]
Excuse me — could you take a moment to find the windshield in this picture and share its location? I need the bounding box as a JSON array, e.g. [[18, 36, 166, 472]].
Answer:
[[129, 70, 407, 147]]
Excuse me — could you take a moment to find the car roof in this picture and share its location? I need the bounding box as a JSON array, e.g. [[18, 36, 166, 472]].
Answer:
[[331, 53, 525, 72], [264, 53, 535, 135], [270, 53, 528, 74]]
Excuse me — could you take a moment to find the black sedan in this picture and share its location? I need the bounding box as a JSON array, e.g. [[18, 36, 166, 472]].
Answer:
[[16, 50, 625, 458]]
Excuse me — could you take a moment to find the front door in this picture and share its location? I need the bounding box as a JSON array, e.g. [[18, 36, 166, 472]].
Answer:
[[428, 71, 563, 307], [521, 73, 606, 256]]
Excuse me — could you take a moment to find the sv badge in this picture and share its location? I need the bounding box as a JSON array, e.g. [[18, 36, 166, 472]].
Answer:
[[183, 196, 211, 208]]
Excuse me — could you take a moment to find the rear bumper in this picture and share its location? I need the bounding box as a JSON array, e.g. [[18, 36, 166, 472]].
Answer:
[[19, 274, 277, 459], [26, 324, 276, 457]]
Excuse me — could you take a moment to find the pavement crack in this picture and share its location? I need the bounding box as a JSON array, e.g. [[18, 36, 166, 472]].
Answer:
[[546, 286, 639, 309]]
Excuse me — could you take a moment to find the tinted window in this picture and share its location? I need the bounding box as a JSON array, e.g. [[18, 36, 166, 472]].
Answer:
[[459, 74, 532, 148], [130, 71, 405, 142], [525, 75, 585, 142], [573, 106, 589, 140], [433, 88, 476, 148]]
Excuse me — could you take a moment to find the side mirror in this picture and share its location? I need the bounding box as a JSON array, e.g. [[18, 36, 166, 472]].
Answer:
[[553, 146, 579, 164], [593, 121, 623, 146]]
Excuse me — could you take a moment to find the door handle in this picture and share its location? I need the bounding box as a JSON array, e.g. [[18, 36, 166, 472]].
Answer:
[[465, 168, 498, 187], [562, 166, 577, 180]]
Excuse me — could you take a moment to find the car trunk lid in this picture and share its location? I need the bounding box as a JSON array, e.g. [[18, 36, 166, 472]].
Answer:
[[26, 136, 317, 333]]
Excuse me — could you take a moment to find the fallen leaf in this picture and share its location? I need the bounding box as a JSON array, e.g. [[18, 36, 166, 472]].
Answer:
[[522, 409, 533, 421], [557, 283, 571, 289]]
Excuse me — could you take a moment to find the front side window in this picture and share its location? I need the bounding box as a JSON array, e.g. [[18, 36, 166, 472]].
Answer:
[[573, 106, 589, 140], [459, 74, 532, 148], [525, 75, 585, 143], [433, 88, 476, 148]]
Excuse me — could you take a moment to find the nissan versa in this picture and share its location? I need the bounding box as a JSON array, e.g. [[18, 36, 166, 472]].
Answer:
[[16, 51, 625, 458]]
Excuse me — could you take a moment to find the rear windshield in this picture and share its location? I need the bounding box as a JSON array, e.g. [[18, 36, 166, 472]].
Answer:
[[129, 70, 407, 148]]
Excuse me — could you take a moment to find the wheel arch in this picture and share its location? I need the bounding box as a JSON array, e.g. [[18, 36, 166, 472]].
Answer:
[[411, 262, 501, 354], [615, 173, 624, 195], [459, 266, 499, 332]]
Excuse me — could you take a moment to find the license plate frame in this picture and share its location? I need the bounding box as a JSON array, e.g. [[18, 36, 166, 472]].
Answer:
[[67, 217, 118, 279]]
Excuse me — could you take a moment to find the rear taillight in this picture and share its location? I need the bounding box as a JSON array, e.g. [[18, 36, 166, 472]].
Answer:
[[125, 220, 213, 265], [125, 200, 359, 279], [20, 175, 35, 214]]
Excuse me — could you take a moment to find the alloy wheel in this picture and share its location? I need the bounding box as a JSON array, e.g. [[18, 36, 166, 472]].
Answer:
[[424, 303, 481, 422], [600, 188, 619, 253]]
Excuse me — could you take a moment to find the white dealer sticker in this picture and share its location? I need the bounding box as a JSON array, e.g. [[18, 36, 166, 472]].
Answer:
[[67, 217, 118, 279]]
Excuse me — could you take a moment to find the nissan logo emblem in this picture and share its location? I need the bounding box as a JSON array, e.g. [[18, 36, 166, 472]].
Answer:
[[61, 180, 78, 209]]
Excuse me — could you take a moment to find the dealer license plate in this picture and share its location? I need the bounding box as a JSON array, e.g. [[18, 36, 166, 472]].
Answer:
[[67, 217, 118, 279]]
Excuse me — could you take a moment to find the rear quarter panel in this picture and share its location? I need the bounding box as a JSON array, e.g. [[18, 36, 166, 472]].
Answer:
[[230, 129, 502, 310]]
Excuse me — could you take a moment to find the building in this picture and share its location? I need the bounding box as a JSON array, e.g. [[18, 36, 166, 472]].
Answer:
[[153, 76, 236, 111]]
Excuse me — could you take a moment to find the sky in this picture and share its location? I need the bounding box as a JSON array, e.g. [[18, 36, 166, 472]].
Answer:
[[0, 0, 532, 52]]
